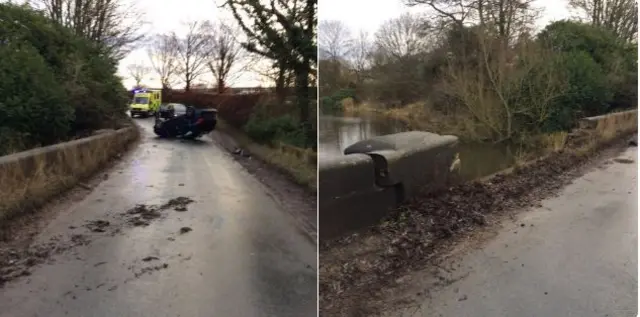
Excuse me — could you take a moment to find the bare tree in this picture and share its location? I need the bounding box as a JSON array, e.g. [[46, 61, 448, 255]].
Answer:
[[569, 0, 638, 42], [441, 33, 566, 141], [37, 0, 145, 60], [348, 30, 373, 84], [127, 62, 150, 87], [404, 0, 540, 42], [147, 34, 179, 89], [204, 22, 253, 93], [318, 20, 352, 60], [175, 21, 210, 91], [374, 13, 433, 60]]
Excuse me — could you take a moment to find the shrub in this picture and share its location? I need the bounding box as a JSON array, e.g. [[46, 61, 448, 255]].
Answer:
[[244, 114, 306, 148], [538, 20, 636, 113], [0, 3, 130, 154], [0, 42, 73, 154], [320, 88, 356, 114]]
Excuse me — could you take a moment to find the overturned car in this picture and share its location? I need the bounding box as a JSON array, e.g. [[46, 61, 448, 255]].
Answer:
[[153, 106, 217, 139]]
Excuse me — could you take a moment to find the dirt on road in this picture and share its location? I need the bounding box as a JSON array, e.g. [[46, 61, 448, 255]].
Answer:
[[0, 195, 195, 287], [320, 135, 636, 317]]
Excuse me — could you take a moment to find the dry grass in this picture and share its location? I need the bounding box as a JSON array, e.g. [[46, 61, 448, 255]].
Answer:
[[349, 100, 497, 142], [540, 131, 569, 153], [0, 127, 139, 224], [215, 120, 317, 191]]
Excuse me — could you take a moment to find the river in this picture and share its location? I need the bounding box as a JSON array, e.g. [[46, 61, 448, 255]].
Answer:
[[319, 114, 518, 181]]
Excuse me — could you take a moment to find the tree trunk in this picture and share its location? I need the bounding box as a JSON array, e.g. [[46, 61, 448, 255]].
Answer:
[[275, 62, 287, 104], [217, 78, 225, 94], [295, 61, 311, 147]]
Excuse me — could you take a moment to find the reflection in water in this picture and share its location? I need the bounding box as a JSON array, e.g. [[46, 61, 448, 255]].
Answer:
[[318, 115, 406, 158], [319, 114, 517, 181]]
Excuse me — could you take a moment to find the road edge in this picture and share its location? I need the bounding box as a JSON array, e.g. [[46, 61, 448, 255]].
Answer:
[[208, 128, 318, 246]]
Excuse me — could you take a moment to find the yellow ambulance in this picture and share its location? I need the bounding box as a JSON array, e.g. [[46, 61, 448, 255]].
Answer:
[[130, 89, 161, 118]]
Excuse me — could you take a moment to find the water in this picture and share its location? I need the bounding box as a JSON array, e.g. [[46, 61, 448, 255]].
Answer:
[[319, 114, 517, 181]]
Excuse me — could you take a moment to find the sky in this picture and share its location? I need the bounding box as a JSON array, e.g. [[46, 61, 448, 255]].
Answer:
[[111, 0, 576, 89], [319, 0, 574, 35], [117, 0, 266, 89]]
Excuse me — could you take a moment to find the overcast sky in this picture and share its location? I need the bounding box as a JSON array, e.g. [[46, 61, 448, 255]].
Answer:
[[319, 0, 574, 34], [117, 0, 265, 89]]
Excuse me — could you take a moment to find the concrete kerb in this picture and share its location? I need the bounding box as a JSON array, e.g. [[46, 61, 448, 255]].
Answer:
[[0, 127, 138, 222], [319, 131, 460, 240]]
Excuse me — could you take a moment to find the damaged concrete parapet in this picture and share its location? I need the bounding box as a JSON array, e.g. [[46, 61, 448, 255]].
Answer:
[[344, 131, 459, 198], [319, 154, 399, 240], [320, 131, 459, 240]]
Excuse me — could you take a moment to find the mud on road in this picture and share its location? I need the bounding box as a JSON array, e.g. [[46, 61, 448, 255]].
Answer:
[[0, 196, 195, 287], [319, 136, 636, 317]]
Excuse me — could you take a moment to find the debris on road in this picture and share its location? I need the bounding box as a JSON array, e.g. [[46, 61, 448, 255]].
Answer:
[[0, 235, 90, 287], [120, 197, 195, 226], [232, 147, 251, 158], [0, 196, 195, 287], [163, 197, 194, 209], [614, 158, 634, 164], [134, 263, 169, 278], [84, 220, 110, 233], [628, 136, 637, 146], [179, 227, 192, 234], [142, 256, 159, 262], [123, 204, 162, 227], [78, 183, 92, 190]]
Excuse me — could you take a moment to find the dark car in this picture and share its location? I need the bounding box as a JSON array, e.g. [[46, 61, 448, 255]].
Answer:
[[154, 106, 217, 139], [158, 103, 188, 119]]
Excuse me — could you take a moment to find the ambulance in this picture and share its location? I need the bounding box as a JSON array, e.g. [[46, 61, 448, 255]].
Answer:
[[130, 89, 161, 118]]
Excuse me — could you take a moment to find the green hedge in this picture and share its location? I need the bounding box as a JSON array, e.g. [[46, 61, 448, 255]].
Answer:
[[320, 88, 356, 114], [0, 3, 129, 155]]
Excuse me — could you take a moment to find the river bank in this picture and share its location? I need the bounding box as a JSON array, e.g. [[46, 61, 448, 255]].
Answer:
[[319, 121, 636, 316]]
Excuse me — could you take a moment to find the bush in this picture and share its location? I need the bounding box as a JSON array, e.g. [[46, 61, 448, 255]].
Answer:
[[0, 42, 73, 154], [0, 3, 129, 155], [561, 51, 612, 114], [538, 20, 636, 113], [244, 114, 306, 148], [320, 88, 356, 114]]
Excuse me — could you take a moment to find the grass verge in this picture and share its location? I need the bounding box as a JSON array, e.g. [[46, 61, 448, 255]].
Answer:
[[214, 119, 317, 192]]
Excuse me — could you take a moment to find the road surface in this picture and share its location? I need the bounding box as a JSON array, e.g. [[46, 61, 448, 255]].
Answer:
[[389, 147, 637, 317], [0, 118, 317, 317]]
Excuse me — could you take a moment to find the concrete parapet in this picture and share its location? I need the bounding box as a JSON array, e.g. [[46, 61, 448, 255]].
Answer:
[[0, 127, 138, 222], [320, 131, 459, 240], [578, 109, 637, 130]]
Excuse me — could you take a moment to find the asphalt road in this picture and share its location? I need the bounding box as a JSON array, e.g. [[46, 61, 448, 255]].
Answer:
[[0, 118, 317, 317], [390, 147, 638, 317]]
